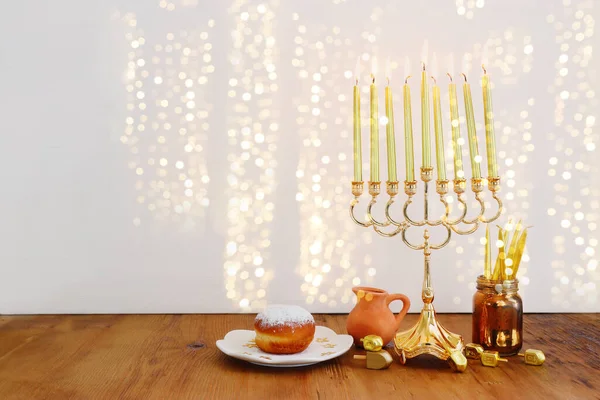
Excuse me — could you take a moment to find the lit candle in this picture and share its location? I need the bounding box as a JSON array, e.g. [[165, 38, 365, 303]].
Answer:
[[447, 53, 464, 180], [481, 47, 499, 179], [353, 58, 362, 182], [461, 55, 482, 179], [370, 57, 380, 183], [385, 58, 397, 182], [403, 57, 415, 182], [431, 53, 446, 181], [421, 41, 432, 169]]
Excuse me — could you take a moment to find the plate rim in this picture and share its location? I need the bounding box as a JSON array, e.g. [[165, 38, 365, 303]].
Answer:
[[216, 325, 353, 367]]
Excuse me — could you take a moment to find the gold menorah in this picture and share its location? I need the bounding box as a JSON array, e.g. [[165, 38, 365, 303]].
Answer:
[[350, 167, 502, 371], [350, 57, 503, 372]]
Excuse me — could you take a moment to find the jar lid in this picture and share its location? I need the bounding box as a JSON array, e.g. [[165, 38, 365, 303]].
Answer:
[[476, 275, 519, 292]]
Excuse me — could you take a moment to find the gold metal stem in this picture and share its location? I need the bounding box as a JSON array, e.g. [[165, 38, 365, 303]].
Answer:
[[446, 194, 468, 225], [423, 178, 430, 222], [367, 198, 391, 227], [350, 198, 372, 228], [422, 230, 434, 303], [480, 177, 502, 223], [349, 181, 372, 227], [384, 197, 406, 227], [394, 230, 467, 372]]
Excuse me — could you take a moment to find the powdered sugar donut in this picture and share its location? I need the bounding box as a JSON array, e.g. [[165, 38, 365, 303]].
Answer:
[[254, 305, 316, 354]]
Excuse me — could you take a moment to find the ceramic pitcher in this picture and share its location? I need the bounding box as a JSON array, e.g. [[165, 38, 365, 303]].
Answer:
[[346, 286, 410, 347]]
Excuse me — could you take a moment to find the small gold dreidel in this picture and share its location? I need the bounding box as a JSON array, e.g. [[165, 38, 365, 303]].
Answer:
[[464, 343, 484, 360], [353, 351, 394, 370], [360, 335, 384, 352], [480, 350, 508, 367], [518, 349, 546, 366]]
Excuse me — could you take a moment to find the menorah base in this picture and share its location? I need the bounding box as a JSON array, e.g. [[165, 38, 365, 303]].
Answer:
[[393, 303, 467, 372]]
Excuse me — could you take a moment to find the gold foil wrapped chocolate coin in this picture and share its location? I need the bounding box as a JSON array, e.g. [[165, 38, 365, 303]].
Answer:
[[480, 350, 508, 367], [518, 349, 546, 366], [465, 343, 484, 359], [360, 335, 384, 352]]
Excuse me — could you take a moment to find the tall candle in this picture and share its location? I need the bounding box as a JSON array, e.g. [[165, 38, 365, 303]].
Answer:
[[385, 60, 397, 182], [484, 224, 491, 278], [431, 53, 446, 181], [448, 54, 464, 180], [370, 58, 380, 182], [421, 67, 432, 169], [462, 59, 482, 179], [482, 65, 499, 178], [353, 58, 362, 182], [403, 57, 415, 182]]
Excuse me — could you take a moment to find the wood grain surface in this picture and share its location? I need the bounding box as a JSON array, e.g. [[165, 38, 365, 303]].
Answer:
[[0, 314, 598, 399]]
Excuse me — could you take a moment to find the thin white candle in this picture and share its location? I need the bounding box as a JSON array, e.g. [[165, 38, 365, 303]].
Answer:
[[431, 53, 446, 181], [353, 57, 362, 182], [370, 57, 380, 182]]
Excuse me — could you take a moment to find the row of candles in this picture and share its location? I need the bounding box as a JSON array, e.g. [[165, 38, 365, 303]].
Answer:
[[352, 53, 499, 185]]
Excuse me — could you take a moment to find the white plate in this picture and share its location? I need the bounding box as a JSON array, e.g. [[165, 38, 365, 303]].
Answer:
[[216, 325, 354, 367]]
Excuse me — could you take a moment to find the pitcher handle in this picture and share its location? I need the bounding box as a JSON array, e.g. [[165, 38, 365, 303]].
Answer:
[[386, 293, 411, 330]]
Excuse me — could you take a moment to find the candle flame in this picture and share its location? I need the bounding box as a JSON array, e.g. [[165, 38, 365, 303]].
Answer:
[[355, 57, 360, 84], [461, 53, 470, 76], [385, 57, 391, 84], [372, 56, 378, 76], [447, 52, 455, 79], [481, 42, 489, 72], [431, 52, 438, 79], [421, 39, 429, 65], [404, 56, 411, 82]]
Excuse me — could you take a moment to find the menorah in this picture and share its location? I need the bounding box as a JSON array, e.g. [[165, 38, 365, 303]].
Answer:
[[348, 56, 504, 372]]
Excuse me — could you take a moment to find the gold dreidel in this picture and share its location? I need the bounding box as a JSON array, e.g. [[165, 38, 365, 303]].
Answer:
[[354, 335, 394, 369], [354, 335, 393, 370], [518, 349, 546, 366], [353, 351, 394, 370], [464, 343, 484, 360], [361, 335, 384, 352], [480, 350, 508, 367]]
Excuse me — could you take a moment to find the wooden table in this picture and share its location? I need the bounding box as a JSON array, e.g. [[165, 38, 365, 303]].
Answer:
[[0, 314, 598, 399]]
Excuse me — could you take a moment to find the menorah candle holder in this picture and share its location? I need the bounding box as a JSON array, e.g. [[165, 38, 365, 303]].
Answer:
[[350, 168, 502, 372]]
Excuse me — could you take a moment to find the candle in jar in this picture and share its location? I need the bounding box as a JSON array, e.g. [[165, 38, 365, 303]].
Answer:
[[353, 58, 362, 182], [484, 224, 491, 279], [370, 58, 380, 182], [385, 59, 397, 182], [447, 53, 464, 179], [403, 57, 415, 182], [482, 65, 499, 179], [462, 68, 482, 179], [431, 53, 446, 181]]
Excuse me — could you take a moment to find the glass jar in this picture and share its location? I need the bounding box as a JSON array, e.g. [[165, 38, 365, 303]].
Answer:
[[472, 275, 523, 356]]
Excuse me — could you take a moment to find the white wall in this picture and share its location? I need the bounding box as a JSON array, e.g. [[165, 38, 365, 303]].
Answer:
[[0, 0, 598, 314]]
